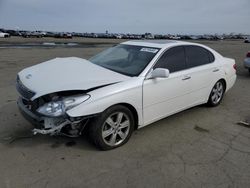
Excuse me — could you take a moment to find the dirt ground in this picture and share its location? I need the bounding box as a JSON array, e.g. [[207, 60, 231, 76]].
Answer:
[[0, 37, 250, 188]]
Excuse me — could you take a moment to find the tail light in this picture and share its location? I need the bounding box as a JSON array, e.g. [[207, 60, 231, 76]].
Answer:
[[233, 64, 237, 71], [247, 52, 250, 58]]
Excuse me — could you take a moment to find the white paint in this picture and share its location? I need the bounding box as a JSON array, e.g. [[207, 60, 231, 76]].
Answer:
[[18, 57, 130, 99], [17, 40, 237, 128], [0, 32, 10, 38]]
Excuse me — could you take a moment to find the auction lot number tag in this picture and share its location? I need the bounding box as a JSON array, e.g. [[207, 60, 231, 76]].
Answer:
[[140, 48, 159, 53]]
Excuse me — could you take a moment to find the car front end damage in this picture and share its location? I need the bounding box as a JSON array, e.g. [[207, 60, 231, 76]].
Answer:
[[16, 77, 94, 137]]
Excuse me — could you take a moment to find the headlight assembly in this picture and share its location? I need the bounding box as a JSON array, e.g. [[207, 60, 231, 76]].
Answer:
[[37, 94, 90, 117]]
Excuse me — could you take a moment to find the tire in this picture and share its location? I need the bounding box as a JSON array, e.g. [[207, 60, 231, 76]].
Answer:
[[248, 68, 250, 74], [88, 105, 135, 150], [207, 80, 225, 107]]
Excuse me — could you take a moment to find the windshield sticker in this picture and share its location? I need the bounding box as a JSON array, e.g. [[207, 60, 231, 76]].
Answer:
[[140, 48, 158, 53]]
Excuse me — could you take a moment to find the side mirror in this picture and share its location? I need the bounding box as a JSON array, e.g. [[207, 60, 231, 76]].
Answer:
[[148, 68, 170, 79]]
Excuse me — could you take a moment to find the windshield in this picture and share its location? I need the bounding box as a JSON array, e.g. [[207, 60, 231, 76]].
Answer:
[[89, 44, 160, 76]]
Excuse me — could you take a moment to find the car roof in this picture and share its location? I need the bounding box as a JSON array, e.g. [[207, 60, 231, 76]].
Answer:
[[122, 40, 196, 48]]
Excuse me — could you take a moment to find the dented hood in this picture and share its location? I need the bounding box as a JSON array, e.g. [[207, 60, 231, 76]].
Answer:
[[18, 57, 130, 99]]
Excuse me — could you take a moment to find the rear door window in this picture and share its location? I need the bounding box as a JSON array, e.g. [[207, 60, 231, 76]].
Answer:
[[185, 46, 214, 68]]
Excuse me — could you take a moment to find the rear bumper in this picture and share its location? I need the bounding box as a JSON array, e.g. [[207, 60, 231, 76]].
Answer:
[[226, 74, 236, 92]]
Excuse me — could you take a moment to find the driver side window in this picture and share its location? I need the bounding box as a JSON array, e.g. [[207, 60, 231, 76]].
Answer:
[[154, 46, 186, 73]]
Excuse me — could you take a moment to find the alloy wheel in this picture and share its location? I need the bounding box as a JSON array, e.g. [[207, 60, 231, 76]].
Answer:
[[102, 112, 130, 146], [211, 82, 224, 104]]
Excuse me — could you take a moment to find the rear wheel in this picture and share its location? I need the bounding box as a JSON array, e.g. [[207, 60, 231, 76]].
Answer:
[[207, 80, 225, 107], [88, 105, 134, 150]]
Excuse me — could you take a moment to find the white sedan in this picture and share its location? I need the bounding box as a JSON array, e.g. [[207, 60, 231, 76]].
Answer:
[[0, 32, 10, 38], [16, 40, 236, 150]]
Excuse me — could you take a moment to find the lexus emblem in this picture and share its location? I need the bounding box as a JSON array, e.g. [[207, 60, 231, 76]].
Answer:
[[26, 74, 32, 79]]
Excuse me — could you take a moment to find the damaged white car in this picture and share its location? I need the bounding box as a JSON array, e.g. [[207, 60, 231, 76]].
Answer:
[[16, 40, 236, 150]]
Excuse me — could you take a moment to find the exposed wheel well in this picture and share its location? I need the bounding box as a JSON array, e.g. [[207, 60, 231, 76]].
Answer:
[[110, 103, 139, 130]]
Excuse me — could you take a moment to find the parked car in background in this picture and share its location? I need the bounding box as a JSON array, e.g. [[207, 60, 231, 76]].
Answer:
[[170, 36, 181, 40], [54, 33, 73, 39], [0, 32, 10, 38], [244, 52, 250, 73], [244, 37, 250, 43], [115, 34, 122, 39], [21, 31, 43, 38], [16, 40, 236, 150]]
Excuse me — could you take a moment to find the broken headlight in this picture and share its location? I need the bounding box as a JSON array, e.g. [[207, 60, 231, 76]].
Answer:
[[37, 94, 90, 117]]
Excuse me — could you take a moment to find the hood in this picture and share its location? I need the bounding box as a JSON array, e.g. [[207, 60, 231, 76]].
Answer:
[[18, 57, 130, 99]]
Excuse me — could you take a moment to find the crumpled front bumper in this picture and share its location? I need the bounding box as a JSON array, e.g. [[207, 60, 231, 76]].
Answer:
[[17, 97, 69, 135], [17, 97, 92, 136], [17, 97, 44, 129]]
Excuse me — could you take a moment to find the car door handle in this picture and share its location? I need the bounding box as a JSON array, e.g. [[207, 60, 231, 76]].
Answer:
[[212, 68, 220, 72], [182, 75, 191, 81]]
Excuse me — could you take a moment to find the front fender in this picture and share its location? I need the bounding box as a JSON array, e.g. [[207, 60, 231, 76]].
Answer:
[[66, 77, 144, 126]]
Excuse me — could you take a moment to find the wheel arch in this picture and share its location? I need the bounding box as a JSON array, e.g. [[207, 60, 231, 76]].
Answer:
[[218, 78, 227, 91], [107, 103, 139, 130], [206, 78, 227, 103]]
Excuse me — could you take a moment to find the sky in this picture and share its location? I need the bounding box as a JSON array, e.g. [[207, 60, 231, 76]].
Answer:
[[0, 0, 249, 34]]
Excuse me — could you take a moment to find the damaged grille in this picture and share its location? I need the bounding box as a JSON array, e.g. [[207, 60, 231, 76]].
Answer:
[[16, 75, 36, 100]]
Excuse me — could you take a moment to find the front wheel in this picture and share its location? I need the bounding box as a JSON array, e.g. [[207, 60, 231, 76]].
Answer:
[[207, 80, 225, 107], [88, 105, 134, 150]]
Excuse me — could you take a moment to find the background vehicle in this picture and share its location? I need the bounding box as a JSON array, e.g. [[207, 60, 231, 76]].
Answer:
[[21, 31, 43, 38], [244, 37, 250, 43], [0, 32, 10, 38], [54, 33, 73, 39], [16, 40, 236, 150], [244, 52, 250, 73]]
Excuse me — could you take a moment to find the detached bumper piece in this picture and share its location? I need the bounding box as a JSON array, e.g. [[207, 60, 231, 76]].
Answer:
[[17, 97, 87, 137]]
